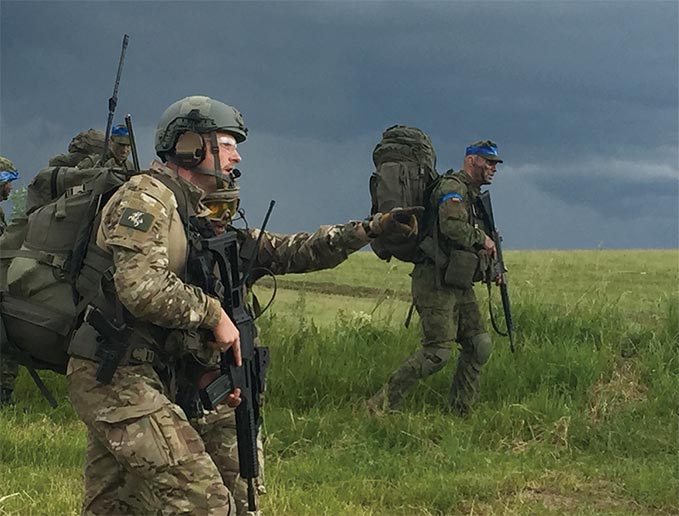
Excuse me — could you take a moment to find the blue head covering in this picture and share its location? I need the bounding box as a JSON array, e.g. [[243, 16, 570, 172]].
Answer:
[[0, 170, 19, 182]]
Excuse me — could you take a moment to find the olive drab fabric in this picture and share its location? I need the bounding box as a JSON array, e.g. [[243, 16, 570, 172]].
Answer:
[[48, 129, 105, 167], [0, 167, 128, 373], [369, 125, 439, 262], [368, 167, 494, 416]]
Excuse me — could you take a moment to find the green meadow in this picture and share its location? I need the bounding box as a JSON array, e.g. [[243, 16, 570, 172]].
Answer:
[[1, 250, 678, 515]]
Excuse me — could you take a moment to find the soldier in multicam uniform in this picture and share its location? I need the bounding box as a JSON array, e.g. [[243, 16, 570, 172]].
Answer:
[[0, 156, 20, 406], [66, 95, 417, 515], [49, 129, 105, 167], [368, 140, 503, 416], [76, 123, 133, 170]]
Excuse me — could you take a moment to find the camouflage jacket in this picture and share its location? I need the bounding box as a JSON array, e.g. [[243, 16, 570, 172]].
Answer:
[[430, 169, 492, 256], [0, 205, 6, 236], [237, 223, 368, 282], [92, 162, 369, 358]]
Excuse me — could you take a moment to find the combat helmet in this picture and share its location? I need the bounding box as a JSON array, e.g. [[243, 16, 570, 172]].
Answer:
[[155, 95, 247, 163]]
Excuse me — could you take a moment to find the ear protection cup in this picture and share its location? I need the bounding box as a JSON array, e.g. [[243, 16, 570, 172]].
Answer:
[[173, 132, 205, 168]]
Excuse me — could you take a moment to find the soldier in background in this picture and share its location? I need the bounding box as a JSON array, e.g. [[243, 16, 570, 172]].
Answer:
[[0, 156, 20, 406], [76, 123, 133, 170], [49, 129, 105, 167], [368, 140, 503, 416]]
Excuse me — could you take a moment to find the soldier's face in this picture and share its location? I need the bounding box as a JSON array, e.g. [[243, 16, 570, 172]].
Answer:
[[0, 182, 11, 200], [473, 156, 498, 185], [111, 140, 131, 162], [202, 132, 241, 176]]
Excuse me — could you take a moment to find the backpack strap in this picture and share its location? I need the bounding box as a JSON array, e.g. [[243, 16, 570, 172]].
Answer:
[[0, 249, 68, 269]]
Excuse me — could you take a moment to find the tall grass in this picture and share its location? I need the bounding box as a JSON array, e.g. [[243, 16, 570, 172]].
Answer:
[[1, 250, 678, 515]]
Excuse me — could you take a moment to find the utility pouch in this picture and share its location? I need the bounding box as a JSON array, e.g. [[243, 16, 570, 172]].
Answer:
[[418, 236, 448, 268], [444, 250, 479, 288]]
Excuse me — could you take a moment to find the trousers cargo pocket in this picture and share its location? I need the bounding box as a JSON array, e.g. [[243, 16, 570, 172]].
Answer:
[[96, 395, 205, 472]]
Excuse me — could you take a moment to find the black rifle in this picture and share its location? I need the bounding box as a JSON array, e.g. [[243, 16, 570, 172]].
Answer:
[[124, 114, 141, 172], [196, 229, 270, 512], [475, 190, 515, 352], [100, 34, 129, 165]]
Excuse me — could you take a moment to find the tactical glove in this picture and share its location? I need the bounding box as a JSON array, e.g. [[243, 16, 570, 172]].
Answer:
[[365, 206, 425, 238]]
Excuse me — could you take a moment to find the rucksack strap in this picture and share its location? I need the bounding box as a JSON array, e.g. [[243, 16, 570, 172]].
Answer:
[[0, 248, 68, 269]]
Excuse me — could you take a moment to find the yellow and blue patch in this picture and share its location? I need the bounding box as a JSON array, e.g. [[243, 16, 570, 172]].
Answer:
[[438, 192, 464, 205]]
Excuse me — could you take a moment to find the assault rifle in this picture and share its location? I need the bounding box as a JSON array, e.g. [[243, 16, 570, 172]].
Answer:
[[475, 190, 515, 352], [196, 202, 275, 512]]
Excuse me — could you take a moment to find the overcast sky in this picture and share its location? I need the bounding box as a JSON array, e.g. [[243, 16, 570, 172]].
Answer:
[[1, 0, 677, 249]]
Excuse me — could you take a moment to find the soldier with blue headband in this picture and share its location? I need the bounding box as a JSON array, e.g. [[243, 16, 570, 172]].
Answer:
[[0, 156, 19, 235], [77, 123, 133, 170], [0, 156, 20, 406], [368, 140, 504, 416]]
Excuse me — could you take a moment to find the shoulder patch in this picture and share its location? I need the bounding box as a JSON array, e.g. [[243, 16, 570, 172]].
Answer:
[[119, 208, 155, 232], [439, 192, 464, 205]]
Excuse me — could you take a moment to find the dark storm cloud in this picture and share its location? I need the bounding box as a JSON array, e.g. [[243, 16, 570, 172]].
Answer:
[[0, 0, 677, 248]]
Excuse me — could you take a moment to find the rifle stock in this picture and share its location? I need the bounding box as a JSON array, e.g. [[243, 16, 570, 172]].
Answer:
[[476, 191, 515, 352]]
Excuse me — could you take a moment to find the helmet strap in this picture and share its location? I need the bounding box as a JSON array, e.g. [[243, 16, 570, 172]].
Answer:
[[208, 132, 226, 189]]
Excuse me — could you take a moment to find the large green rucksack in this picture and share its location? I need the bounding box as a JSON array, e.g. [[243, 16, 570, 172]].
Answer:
[[0, 166, 127, 393], [369, 125, 439, 262]]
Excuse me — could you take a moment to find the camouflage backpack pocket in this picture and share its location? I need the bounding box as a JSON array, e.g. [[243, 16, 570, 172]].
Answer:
[[444, 250, 479, 288]]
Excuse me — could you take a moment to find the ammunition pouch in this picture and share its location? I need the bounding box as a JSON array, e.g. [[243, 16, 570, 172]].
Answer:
[[444, 250, 479, 289]]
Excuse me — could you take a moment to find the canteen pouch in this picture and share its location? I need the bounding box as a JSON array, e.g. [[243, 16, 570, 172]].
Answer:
[[444, 250, 479, 288]]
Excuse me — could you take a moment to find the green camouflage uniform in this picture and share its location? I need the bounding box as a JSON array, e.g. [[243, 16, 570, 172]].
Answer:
[[1, 204, 20, 399], [67, 162, 370, 515], [370, 170, 493, 415], [194, 216, 370, 515], [0, 159, 19, 404]]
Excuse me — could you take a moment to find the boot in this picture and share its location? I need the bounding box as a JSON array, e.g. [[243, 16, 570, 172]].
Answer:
[[0, 388, 14, 407]]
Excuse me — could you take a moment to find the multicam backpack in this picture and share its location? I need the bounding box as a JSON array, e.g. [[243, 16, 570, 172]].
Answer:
[[369, 125, 439, 262], [0, 166, 127, 383]]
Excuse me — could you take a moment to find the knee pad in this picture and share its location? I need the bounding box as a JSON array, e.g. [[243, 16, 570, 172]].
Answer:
[[419, 347, 452, 376], [467, 333, 492, 366]]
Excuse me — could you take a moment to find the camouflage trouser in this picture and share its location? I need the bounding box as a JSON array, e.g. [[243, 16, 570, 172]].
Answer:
[[67, 357, 235, 516], [371, 262, 492, 413], [191, 406, 266, 516], [0, 350, 19, 390]]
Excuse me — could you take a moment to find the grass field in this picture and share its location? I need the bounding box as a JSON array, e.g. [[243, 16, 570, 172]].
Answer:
[[1, 250, 678, 515]]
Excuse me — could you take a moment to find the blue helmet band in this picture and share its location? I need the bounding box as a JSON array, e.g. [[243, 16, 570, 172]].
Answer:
[[0, 170, 19, 182], [465, 145, 499, 158], [111, 125, 129, 137]]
